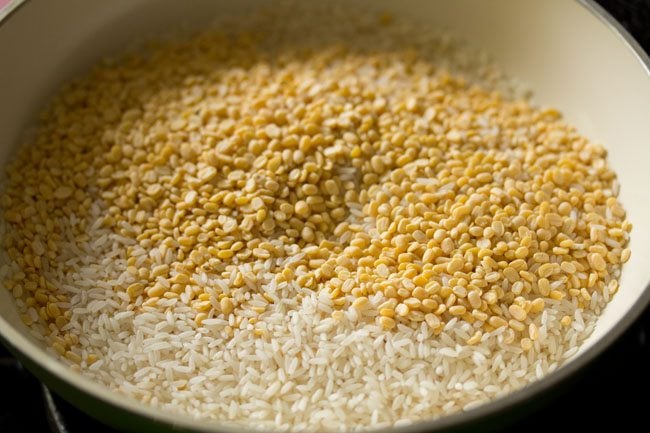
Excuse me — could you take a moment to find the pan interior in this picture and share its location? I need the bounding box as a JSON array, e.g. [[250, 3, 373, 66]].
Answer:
[[0, 0, 649, 431]]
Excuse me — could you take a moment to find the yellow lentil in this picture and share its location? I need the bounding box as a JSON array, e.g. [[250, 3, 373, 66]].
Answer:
[[0, 15, 630, 354]]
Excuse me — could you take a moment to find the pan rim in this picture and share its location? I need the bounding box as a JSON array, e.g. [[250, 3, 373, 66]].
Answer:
[[0, 0, 649, 432]]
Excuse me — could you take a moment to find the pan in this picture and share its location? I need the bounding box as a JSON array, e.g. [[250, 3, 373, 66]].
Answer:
[[0, 0, 649, 432]]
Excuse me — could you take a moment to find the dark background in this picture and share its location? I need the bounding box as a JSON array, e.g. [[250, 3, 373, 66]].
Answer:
[[1, 0, 649, 432]]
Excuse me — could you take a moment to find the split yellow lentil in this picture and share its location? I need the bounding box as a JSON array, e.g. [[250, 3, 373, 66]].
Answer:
[[0, 15, 630, 354]]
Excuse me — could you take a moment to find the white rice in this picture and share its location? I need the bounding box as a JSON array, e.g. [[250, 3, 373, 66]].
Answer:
[[0, 198, 606, 431]]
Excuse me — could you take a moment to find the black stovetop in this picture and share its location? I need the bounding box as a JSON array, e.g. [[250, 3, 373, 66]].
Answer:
[[1, 1, 650, 432]]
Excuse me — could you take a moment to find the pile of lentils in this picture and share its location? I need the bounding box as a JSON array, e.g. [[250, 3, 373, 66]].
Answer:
[[1, 8, 629, 378]]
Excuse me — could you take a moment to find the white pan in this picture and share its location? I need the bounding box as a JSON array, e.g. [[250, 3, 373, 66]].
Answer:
[[0, 0, 649, 432]]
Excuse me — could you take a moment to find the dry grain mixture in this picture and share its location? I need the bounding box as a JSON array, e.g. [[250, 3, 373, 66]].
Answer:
[[0, 5, 631, 432]]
